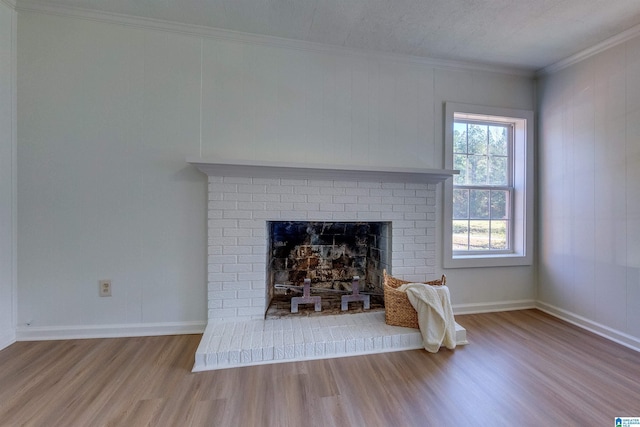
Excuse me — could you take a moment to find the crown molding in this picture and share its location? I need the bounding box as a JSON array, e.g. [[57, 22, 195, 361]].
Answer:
[[538, 22, 640, 76], [1, 0, 17, 10], [15, 0, 535, 78]]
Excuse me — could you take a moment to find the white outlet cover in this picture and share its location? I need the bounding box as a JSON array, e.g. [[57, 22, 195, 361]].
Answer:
[[99, 280, 112, 297]]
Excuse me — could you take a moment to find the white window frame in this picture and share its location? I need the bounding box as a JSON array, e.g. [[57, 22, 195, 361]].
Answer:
[[444, 103, 534, 268]]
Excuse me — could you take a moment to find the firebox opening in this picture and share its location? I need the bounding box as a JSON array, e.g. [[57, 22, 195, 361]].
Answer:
[[265, 221, 391, 318]]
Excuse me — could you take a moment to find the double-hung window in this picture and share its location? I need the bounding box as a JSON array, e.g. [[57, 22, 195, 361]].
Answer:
[[444, 103, 533, 268]]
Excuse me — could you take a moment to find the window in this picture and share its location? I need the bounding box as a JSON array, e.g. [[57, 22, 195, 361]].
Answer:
[[444, 103, 533, 268]]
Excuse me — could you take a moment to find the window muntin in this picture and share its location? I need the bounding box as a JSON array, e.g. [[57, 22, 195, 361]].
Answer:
[[452, 119, 514, 254]]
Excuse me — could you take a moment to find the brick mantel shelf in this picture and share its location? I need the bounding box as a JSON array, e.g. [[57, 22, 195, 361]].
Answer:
[[187, 157, 458, 183]]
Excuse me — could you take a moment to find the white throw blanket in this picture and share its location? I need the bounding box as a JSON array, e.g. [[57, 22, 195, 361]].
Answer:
[[397, 283, 456, 353]]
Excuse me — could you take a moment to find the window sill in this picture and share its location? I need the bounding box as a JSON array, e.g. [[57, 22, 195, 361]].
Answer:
[[444, 253, 532, 269]]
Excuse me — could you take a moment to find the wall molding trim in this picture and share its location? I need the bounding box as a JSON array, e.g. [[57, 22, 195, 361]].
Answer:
[[452, 299, 536, 315], [16, 321, 207, 341], [14, 0, 534, 78], [0, 331, 16, 351], [1, 0, 16, 10], [536, 301, 640, 353], [539, 22, 640, 76]]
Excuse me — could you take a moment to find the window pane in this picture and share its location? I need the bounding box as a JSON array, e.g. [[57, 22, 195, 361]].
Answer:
[[468, 124, 487, 155], [489, 156, 508, 185], [490, 190, 509, 219], [468, 155, 488, 184], [490, 220, 509, 250], [454, 154, 467, 185], [489, 125, 508, 156], [469, 189, 490, 219], [453, 122, 467, 153], [452, 220, 469, 251], [453, 189, 469, 219], [469, 220, 490, 250]]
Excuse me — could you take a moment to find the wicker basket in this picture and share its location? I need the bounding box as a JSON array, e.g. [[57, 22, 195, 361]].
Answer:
[[383, 269, 446, 329]]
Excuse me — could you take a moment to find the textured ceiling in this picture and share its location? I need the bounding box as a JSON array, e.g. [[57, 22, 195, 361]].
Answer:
[[29, 0, 640, 71]]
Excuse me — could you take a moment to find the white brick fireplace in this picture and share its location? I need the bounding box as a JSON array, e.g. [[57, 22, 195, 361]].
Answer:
[[188, 158, 464, 370]]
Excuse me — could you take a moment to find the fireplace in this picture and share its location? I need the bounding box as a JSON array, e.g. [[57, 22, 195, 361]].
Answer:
[[188, 159, 462, 371], [188, 158, 456, 323], [266, 221, 391, 316]]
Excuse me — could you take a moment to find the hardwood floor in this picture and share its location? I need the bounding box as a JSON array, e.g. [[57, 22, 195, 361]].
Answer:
[[1, 309, 639, 426]]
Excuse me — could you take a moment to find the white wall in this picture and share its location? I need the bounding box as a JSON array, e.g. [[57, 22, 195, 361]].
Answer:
[[0, 0, 17, 350], [16, 10, 536, 337], [538, 36, 640, 349]]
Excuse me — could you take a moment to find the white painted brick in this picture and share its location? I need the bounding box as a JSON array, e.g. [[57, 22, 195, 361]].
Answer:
[[281, 179, 307, 186], [265, 202, 293, 211], [307, 180, 334, 187], [223, 193, 252, 201], [253, 178, 280, 185], [280, 193, 307, 203], [223, 246, 251, 255], [333, 180, 358, 188], [345, 204, 369, 212], [238, 254, 265, 264], [358, 211, 381, 220], [294, 202, 319, 211], [310, 212, 334, 220], [222, 281, 252, 290], [392, 204, 416, 212], [238, 307, 264, 317], [252, 193, 281, 202], [223, 264, 253, 273], [209, 308, 238, 319], [223, 298, 252, 308], [222, 210, 252, 219], [392, 189, 416, 197], [345, 188, 370, 196], [208, 255, 237, 265], [404, 212, 428, 220], [406, 183, 429, 190], [368, 203, 393, 212], [223, 176, 253, 184], [209, 183, 238, 193], [207, 210, 223, 219], [238, 272, 265, 281], [238, 202, 267, 211], [223, 228, 252, 237], [208, 176, 223, 183], [266, 185, 294, 194], [307, 195, 333, 204], [208, 245, 223, 255], [208, 273, 238, 282], [358, 181, 382, 189], [357, 196, 382, 205], [279, 211, 308, 220], [238, 184, 267, 194], [369, 188, 394, 196], [208, 219, 238, 229], [319, 203, 345, 212], [294, 186, 320, 195], [333, 212, 358, 220], [210, 290, 238, 300], [405, 197, 427, 205], [382, 196, 406, 205], [320, 186, 346, 195]]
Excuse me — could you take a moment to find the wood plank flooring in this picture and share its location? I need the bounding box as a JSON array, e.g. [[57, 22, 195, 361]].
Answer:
[[1, 309, 639, 426]]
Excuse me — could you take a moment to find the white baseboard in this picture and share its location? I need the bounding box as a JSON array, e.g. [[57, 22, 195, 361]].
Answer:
[[536, 301, 640, 353], [453, 299, 536, 315], [0, 330, 17, 350], [16, 321, 206, 341]]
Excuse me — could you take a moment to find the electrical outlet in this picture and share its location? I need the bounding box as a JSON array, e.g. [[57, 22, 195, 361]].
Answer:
[[99, 280, 112, 297]]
